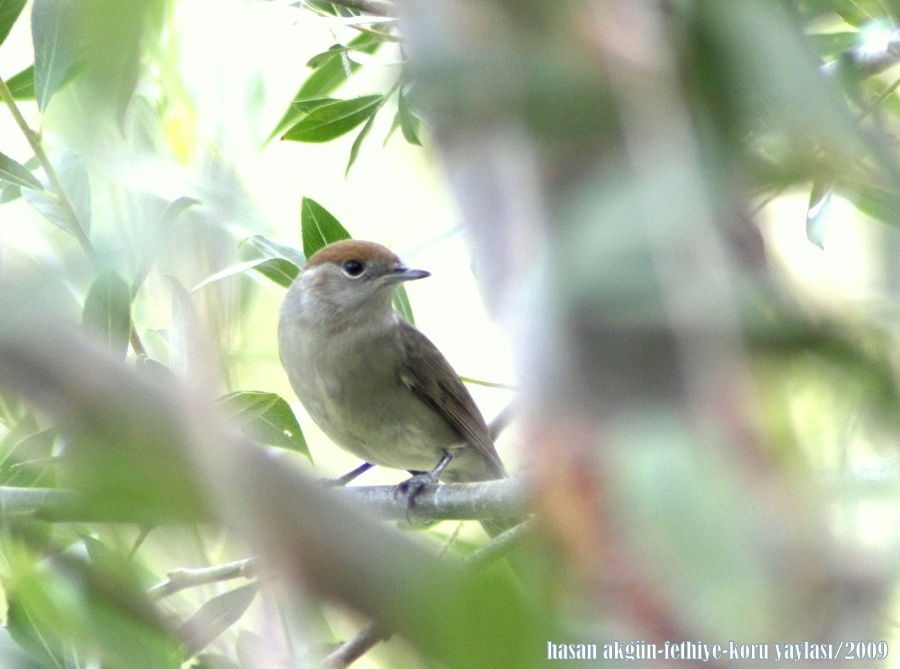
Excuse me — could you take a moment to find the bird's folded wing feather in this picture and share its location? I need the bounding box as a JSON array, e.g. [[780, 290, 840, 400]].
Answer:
[[396, 320, 506, 478]]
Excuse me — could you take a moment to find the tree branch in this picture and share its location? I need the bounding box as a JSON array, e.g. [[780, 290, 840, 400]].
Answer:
[[0, 479, 527, 524], [149, 557, 259, 599]]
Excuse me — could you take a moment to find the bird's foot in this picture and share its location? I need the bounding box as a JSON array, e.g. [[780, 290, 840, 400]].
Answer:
[[395, 470, 438, 505], [395, 471, 441, 528]]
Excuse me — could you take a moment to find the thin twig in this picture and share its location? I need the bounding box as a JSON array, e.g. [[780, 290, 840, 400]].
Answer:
[[321, 621, 391, 669], [488, 403, 515, 442], [0, 76, 148, 357], [0, 76, 95, 261], [149, 557, 259, 599], [463, 518, 533, 569]]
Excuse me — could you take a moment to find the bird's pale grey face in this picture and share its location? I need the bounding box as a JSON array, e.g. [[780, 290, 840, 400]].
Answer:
[[286, 240, 430, 326]]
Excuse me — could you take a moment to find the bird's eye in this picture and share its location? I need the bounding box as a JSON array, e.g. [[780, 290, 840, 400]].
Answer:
[[342, 259, 365, 277]]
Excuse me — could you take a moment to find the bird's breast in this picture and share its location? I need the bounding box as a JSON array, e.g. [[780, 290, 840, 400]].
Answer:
[[278, 320, 459, 470]]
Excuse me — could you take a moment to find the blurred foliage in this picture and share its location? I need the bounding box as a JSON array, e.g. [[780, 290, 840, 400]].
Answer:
[[0, 0, 898, 667]]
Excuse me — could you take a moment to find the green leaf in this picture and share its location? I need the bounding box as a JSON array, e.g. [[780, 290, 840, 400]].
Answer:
[[0, 150, 41, 190], [0, 426, 56, 487], [267, 33, 381, 142], [848, 184, 900, 226], [398, 89, 423, 146], [393, 286, 416, 325], [283, 95, 383, 143], [76, 0, 165, 125], [0, 0, 27, 48], [58, 149, 91, 232], [345, 110, 377, 177], [246, 235, 306, 267], [22, 151, 91, 236], [0, 184, 20, 203], [193, 259, 283, 291], [240, 236, 305, 287], [300, 197, 351, 257], [806, 31, 860, 59], [252, 258, 300, 288], [178, 583, 260, 658], [6, 63, 35, 99], [31, 0, 79, 110], [5, 588, 71, 669], [219, 391, 309, 459], [383, 109, 401, 146], [83, 269, 132, 358]]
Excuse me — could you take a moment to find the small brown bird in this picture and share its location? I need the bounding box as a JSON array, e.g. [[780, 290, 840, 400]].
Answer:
[[278, 240, 509, 535]]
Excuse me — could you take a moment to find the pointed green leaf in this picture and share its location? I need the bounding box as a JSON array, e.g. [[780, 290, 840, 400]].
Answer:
[[5, 589, 70, 669], [0, 151, 40, 190], [393, 286, 416, 325], [398, 89, 423, 146], [849, 184, 900, 226], [219, 391, 309, 459], [22, 189, 64, 230], [252, 258, 300, 288], [267, 33, 382, 142], [58, 150, 91, 231], [0, 426, 56, 487], [300, 197, 351, 257], [6, 63, 34, 99], [383, 109, 401, 146], [23, 151, 91, 236], [346, 111, 377, 177], [283, 95, 383, 143], [0, 184, 20, 203], [31, 0, 79, 110], [246, 235, 306, 267], [193, 259, 280, 291], [83, 269, 132, 358], [178, 583, 260, 658], [0, 0, 27, 47]]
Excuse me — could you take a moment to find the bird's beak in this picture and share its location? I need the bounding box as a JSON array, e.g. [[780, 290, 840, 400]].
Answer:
[[384, 267, 431, 284]]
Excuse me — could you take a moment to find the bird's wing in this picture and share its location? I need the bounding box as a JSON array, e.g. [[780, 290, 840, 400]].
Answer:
[[396, 319, 506, 478]]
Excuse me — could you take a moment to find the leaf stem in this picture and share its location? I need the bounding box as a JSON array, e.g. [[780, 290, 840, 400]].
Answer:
[[0, 75, 96, 261], [0, 75, 147, 356]]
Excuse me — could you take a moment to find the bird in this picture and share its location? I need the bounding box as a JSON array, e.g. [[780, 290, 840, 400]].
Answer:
[[278, 239, 511, 536]]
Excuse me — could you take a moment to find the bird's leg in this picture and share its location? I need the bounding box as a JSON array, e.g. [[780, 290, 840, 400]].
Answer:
[[396, 451, 453, 504], [322, 462, 374, 487]]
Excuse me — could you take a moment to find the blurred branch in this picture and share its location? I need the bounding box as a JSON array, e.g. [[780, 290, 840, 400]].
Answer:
[[149, 557, 259, 599], [0, 479, 527, 523], [321, 516, 534, 667], [463, 517, 534, 569], [340, 479, 526, 522], [322, 620, 391, 669], [488, 402, 514, 441]]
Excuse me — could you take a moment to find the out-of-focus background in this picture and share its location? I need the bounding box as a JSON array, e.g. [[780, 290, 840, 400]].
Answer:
[[2, 0, 900, 667]]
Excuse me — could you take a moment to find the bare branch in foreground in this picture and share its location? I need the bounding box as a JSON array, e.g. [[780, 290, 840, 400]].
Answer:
[[3, 478, 527, 524], [149, 557, 259, 599], [320, 518, 534, 667]]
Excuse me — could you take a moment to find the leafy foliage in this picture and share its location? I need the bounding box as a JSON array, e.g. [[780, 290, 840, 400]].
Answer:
[[1, 0, 900, 667]]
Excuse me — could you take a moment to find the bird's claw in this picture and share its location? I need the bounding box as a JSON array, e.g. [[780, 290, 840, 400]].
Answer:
[[396, 471, 438, 504], [395, 472, 440, 527]]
